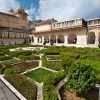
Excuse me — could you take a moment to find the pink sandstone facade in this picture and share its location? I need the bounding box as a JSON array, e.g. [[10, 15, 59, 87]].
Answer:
[[0, 7, 28, 45]]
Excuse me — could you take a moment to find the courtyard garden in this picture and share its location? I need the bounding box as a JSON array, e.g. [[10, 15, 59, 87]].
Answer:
[[0, 44, 100, 100]]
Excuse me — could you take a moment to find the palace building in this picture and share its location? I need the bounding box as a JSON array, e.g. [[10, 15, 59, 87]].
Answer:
[[0, 7, 100, 48], [0, 7, 28, 45], [29, 18, 100, 48]]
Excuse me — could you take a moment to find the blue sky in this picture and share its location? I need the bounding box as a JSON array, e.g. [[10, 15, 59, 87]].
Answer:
[[16, 0, 39, 10], [0, 0, 100, 21]]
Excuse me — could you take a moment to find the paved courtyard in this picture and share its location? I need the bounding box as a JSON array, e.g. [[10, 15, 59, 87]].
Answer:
[[0, 80, 19, 100]]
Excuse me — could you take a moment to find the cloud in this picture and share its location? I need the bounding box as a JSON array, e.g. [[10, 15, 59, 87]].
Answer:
[[36, 0, 100, 21], [0, 0, 20, 13], [25, 4, 36, 21]]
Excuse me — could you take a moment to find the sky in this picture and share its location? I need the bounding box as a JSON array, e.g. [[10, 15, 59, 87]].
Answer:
[[0, 0, 100, 22]]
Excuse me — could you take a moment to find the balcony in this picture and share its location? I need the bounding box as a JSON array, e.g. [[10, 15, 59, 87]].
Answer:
[[86, 18, 100, 27], [51, 18, 86, 30]]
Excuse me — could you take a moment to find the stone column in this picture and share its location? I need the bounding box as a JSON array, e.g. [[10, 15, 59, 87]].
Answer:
[[95, 36, 99, 45], [42, 36, 44, 44], [49, 36, 50, 44], [64, 36, 68, 45], [56, 36, 58, 45]]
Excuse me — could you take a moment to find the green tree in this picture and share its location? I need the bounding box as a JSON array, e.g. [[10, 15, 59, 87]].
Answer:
[[67, 60, 95, 93], [43, 42, 46, 46]]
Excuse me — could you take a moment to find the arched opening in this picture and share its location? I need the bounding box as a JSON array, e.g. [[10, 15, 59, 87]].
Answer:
[[38, 36, 42, 43], [50, 35, 56, 43], [32, 36, 34, 43], [44, 35, 49, 43], [87, 32, 95, 44], [98, 32, 100, 44], [68, 33, 77, 44], [57, 34, 64, 43], [29, 36, 31, 43]]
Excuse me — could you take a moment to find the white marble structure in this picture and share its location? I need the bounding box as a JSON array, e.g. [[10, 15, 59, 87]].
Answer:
[[29, 18, 100, 48]]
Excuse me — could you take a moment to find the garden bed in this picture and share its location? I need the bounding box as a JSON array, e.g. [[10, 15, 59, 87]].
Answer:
[[46, 55, 61, 61], [12, 61, 39, 72], [42, 56, 62, 71], [0, 55, 13, 61], [1, 59, 20, 67], [25, 68, 56, 83], [5, 74, 37, 100], [59, 88, 98, 100]]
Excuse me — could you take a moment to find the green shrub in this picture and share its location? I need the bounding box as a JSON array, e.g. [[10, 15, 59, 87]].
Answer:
[[43, 42, 46, 46], [98, 44, 100, 48], [67, 60, 95, 94], [5, 74, 37, 100], [4, 67, 21, 75], [45, 51, 59, 55], [1, 59, 20, 67], [61, 58, 75, 71], [9, 50, 33, 57], [0, 52, 4, 56], [50, 41, 54, 46], [42, 56, 61, 71], [0, 56, 12, 61], [0, 67, 6, 74], [43, 85, 58, 100], [18, 55, 40, 61], [43, 71, 65, 100]]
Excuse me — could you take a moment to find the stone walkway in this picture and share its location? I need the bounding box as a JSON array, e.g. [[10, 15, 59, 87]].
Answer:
[[55, 77, 67, 100], [0, 75, 27, 100], [35, 82, 43, 100], [96, 84, 100, 100], [0, 80, 19, 100]]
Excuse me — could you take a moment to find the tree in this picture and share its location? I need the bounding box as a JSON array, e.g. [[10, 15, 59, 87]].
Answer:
[[43, 42, 46, 46], [67, 60, 95, 93], [50, 41, 53, 46]]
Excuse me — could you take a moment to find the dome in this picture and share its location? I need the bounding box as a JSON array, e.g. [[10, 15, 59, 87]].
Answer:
[[16, 6, 24, 12], [9, 8, 14, 13]]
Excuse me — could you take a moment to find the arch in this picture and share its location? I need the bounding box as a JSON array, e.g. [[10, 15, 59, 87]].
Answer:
[[31, 36, 34, 43], [57, 34, 64, 43], [87, 32, 95, 44], [50, 35, 56, 43], [38, 36, 42, 43], [28, 36, 31, 43], [98, 32, 100, 44], [68, 33, 77, 44], [44, 35, 49, 43]]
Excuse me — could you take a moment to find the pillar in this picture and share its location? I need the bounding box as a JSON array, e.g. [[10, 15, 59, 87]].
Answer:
[[49, 36, 50, 43], [64, 36, 68, 44], [56, 36, 58, 45], [42, 36, 44, 44], [95, 36, 99, 45]]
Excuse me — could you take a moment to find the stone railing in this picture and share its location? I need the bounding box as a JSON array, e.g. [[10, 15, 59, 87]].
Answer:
[[51, 18, 85, 30], [87, 18, 100, 26]]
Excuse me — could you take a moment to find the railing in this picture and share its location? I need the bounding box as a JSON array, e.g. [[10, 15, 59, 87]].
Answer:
[[87, 18, 100, 26], [51, 18, 85, 30]]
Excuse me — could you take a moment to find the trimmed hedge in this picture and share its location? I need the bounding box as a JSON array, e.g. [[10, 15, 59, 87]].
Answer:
[[42, 56, 62, 71], [0, 56, 12, 61], [4, 67, 21, 75], [9, 50, 33, 57], [1, 59, 20, 67], [43, 71, 66, 100], [5, 74, 37, 100], [45, 51, 59, 55], [18, 55, 40, 61]]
